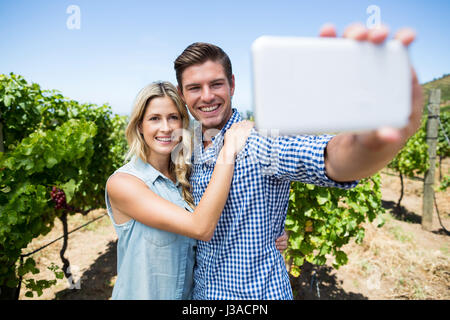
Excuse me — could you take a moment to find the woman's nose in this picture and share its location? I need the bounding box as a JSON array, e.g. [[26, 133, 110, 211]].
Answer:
[[160, 118, 171, 132]]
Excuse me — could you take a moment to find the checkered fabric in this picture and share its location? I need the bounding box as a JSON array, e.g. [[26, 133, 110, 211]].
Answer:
[[190, 109, 358, 299]]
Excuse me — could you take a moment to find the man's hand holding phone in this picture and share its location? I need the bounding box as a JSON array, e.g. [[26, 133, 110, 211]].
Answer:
[[320, 22, 424, 182]]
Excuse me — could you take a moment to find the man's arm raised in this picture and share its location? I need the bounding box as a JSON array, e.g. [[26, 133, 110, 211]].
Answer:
[[321, 23, 424, 182]]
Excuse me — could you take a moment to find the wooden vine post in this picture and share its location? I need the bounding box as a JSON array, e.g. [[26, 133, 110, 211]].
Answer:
[[422, 89, 440, 231]]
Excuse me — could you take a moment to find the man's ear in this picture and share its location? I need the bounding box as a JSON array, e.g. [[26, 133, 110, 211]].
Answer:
[[177, 85, 185, 103], [230, 74, 235, 97]]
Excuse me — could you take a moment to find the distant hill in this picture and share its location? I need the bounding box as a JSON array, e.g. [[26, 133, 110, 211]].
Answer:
[[422, 74, 450, 112]]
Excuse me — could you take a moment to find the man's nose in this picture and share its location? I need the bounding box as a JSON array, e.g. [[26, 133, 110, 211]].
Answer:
[[201, 86, 214, 102]]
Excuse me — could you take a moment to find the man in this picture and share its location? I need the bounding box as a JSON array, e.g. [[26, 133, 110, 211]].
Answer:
[[174, 23, 423, 299]]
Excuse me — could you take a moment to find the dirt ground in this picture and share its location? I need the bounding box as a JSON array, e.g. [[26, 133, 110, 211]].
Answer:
[[18, 161, 450, 300]]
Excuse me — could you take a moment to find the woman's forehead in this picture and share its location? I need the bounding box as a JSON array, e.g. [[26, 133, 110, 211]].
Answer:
[[145, 96, 180, 115]]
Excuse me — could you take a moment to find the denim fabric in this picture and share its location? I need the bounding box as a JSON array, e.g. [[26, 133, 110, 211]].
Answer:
[[105, 156, 196, 300]]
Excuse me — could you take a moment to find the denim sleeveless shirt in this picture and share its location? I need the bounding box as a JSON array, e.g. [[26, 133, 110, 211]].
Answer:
[[105, 156, 197, 300]]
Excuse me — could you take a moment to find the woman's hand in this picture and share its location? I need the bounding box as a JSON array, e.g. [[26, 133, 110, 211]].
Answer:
[[220, 120, 254, 163], [275, 230, 289, 253]]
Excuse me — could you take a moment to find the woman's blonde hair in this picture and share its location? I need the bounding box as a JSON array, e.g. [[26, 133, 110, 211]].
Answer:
[[125, 81, 194, 208]]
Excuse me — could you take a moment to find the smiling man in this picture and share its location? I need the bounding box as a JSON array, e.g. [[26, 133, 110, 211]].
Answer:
[[174, 23, 423, 299], [178, 59, 234, 132]]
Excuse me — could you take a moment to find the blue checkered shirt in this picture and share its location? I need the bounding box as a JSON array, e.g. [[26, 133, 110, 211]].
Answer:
[[190, 109, 358, 299]]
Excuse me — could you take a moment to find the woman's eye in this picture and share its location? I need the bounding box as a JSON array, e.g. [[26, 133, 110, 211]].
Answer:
[[149, 117, 158, 121]]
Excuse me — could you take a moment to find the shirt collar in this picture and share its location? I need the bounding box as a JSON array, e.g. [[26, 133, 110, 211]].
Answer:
[[207, 108, 242, 143], [193, 108, 242, 163], [133, 156, 180, 186], [217, 108, 242, 137]]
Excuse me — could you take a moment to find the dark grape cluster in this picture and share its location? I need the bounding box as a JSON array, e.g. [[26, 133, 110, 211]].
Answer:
[[50, 187, 68, 210]]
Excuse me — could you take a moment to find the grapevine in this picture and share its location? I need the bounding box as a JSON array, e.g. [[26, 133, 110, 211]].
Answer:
[[50, 187, 75, 211], [0, 73, 128, 299], [387, 116, 429, 208], [286, 174, 385, 276], [437, 111, 450, 180]]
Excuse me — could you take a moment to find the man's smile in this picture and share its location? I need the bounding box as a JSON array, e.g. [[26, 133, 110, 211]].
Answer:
[[199, 103, 220, 112]]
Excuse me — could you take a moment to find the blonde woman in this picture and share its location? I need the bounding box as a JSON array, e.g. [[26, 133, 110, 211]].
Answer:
[[105, 81, 287, 300]]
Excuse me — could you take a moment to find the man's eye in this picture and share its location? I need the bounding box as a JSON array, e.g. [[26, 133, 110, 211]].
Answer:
[[212, 83, 223, 88], [188, 87, 199, 91]]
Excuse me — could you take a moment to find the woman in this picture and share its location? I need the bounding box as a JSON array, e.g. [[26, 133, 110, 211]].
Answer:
[[105, 81, 286, 300]]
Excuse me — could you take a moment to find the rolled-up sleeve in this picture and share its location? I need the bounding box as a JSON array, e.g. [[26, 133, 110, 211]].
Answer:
[[248, 129, 358, 189]]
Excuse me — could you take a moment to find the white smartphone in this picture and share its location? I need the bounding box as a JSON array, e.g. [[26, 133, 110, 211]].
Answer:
[[251, 36, 411, 135]]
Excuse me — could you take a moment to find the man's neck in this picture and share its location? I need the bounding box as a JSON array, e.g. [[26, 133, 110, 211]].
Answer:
[[201, 109, 234, 149], [203, 140, 212, 149]]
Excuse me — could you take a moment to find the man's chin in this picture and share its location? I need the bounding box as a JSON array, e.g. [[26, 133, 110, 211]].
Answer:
[[196, 107, 232, 131], [201, 121, 221, 131], [198, 116, 223, 130]]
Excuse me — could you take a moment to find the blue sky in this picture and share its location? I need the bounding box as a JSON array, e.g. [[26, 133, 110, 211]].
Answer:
[[1, 0, 449, 116]]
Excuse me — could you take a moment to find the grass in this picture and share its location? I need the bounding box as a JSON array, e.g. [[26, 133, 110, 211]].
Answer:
[[440, 246, 449, 257], [387, 225, 414, 243], [422, 74, 450, 104], [332, 202, 450, 300], [413, 282, 426, 299], [382, 212, 414, 243]]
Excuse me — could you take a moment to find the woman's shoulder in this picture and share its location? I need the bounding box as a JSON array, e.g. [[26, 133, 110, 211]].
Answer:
[[107, 158, 147, 190], [115, 157, 140, 173], [107, 171, 146, 194], [110, 157, 149, 180]]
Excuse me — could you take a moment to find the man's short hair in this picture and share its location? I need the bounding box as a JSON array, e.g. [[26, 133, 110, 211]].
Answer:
[[174, 42, 233, 91]]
